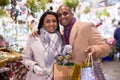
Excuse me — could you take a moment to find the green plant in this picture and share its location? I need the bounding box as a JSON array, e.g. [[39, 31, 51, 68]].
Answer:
[[96, 8, 110, 18], [0, 8, 8, 17], [26, 0, 41, 12], [83, 6, 91, 14], [26, 0, 49, 12], [0, 0, 10, 17], [38, 0, 49, 11], [0, 0, 10, 6], [63, 0, 79, 12]]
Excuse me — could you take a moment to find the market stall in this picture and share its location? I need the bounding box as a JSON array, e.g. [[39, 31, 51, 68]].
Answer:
[[0, 45, 27, 80]]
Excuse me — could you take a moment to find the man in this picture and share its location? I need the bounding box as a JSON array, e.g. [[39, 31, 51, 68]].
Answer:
[[57, 5, 110, 80], [31, 5, 110, 80], [57, 5, 109, 64]]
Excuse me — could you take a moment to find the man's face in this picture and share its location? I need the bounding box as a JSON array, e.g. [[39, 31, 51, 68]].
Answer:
[[57, 6, 74, 28]]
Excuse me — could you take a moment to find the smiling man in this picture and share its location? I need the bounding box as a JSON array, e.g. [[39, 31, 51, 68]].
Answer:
[[56, 5, 110, 80]]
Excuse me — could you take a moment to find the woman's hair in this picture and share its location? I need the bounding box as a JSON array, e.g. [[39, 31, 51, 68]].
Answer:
[[37, 10, 60, 34]]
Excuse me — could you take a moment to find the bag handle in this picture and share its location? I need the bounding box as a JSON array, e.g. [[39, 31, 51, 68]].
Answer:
[[83, 53, 94, 67]]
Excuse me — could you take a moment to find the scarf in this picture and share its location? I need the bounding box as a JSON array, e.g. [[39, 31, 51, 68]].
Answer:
[[40, 27, 62, 66], [40, 28, 62, 80], [40, 28, 63, 80], [64, 17, 76, 44]]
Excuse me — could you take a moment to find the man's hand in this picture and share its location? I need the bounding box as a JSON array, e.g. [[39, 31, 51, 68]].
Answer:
[[30, 30, 39, 38], [85, 46, 96, 54], [85, 46, 98, 58]]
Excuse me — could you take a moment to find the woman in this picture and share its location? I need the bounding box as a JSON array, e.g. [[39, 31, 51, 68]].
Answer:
[[22, 11, 63, 80]]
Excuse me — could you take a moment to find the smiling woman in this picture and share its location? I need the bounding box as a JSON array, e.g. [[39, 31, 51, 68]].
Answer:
[[22, 10, 63, 80]]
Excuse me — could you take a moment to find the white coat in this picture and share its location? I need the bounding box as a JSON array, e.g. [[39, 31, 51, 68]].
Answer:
[[22, 33, 62, 80]]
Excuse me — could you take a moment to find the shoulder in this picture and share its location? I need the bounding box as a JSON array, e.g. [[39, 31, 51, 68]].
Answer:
[[74, 20, 96, 29], [116, 28, 120, 31], [114, 28, 120, 34], [27, 36, 40, 45]]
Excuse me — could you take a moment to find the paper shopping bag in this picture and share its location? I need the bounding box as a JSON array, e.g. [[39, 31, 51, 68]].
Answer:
[[70, 64, 81, 80], [53, 64, 74, 80]]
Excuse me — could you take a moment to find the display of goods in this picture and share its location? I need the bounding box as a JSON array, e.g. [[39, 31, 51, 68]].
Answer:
[[0, 52, 7, 60], [0, 52, 8, 67], [0, 41, 9, 47]]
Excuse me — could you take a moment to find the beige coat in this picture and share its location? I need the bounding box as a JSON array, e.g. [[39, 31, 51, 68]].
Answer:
[[69, 21, 110, 64], [53, 21, 110, 80]]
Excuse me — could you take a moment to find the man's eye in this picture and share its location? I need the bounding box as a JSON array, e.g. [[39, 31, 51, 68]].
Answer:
[[57, 12, 69, 18], [63, 12, 68, 16]]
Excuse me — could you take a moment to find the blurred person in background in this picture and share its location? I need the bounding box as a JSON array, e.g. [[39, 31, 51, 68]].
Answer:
[[114, 21, 120, 60], [114, 21, 120, 52]]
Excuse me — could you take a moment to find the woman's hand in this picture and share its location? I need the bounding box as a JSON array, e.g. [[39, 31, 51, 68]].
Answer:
[[33, 65, 51, 76], [33, 65, 44, 76], [29, 30, 39, 38]]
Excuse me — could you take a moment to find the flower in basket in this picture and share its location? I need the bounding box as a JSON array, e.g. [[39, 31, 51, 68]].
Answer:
[[55, 45, 73, 66]]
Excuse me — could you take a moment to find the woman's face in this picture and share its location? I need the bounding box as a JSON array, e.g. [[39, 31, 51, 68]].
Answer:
[[43, 14, 57, 33]]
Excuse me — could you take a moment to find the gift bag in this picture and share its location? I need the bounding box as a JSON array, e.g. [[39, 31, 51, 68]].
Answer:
[[93, 62, 106, 80], [70, 64, 81, 80], [53, 64, 74, 80], [81, 53, 98, 80]]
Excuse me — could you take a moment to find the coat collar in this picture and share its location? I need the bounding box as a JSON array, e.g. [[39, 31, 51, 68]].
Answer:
[[69, 21, 80, 46]]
